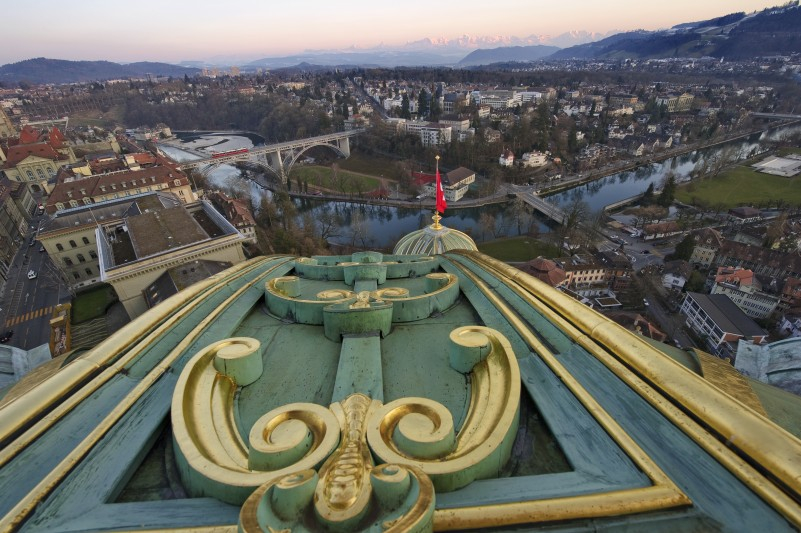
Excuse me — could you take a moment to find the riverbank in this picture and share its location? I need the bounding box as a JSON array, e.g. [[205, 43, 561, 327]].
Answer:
[[278, 119, 800, 212], [537, 119, 801, 197]]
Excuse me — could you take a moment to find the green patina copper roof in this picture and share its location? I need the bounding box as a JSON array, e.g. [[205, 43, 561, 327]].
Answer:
[[393, 222, 477, 255], [2, 251, 801, 532]]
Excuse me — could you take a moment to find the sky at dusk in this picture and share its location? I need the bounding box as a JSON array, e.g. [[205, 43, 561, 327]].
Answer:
[[1, 0, 787, 66]]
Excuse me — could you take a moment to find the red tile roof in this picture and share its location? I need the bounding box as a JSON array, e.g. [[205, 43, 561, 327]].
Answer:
[[2, 142, 63, 167], [18, 125, 40, 144], [522, 257, 567, 287], [46, 165, 190, 211]]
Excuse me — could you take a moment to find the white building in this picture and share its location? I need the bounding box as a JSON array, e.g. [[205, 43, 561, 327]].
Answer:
[[680, 292, 768, 359], [519, 151, 549, 168], [499, 149, 515, 167], [710, 267, 780, 320], [405, 121, 452, 147], [423, 167, 476, 202]]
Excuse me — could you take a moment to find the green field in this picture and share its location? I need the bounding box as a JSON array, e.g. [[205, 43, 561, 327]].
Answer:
[[339, 154, 404, 180], [69, 105, 125, 129], [288, 165, 384, 193], [478, 236, 560, 262], [675, 164, 801, 209]]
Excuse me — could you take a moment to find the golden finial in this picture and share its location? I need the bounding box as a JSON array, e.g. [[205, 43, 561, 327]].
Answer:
[[432, 211, 442, 230]]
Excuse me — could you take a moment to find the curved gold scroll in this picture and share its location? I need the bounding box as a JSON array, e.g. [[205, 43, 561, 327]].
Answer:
[[366, 326, 520, 492], [171, 337, 340, 504]]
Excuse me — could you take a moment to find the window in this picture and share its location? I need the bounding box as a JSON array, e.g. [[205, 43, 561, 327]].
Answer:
[[64, 258, 73, 266], [89, 250, 97, 259], [82, 237, 90, 245], [56, 243, 64, 252], [77, 254, 86, 263], [36, 168, 45, 178], [69, 200, 78, 208], [72, 272, 80, 280], [85, 268, 92, 276], [26, 170, 34, 180], [56, 203, 65, 211], [69, 240, 77, 248]]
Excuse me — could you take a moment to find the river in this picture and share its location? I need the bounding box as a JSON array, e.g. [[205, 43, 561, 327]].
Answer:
[[548, 124, 801, 211], [160, 124, 801, 249]]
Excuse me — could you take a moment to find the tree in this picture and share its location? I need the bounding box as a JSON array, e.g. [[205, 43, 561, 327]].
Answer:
[[400, 93, 411, 119], [657, 174, 676, 207], [641, 183, 655, 206], [567, 124, 578, 155], [670, 235, 695, 261], [430, 96, 442, 121], [479, 212, 496, 241], [685, 271, 706, 293], [417, 89, 429, 118], [764, 211, 788, 249]]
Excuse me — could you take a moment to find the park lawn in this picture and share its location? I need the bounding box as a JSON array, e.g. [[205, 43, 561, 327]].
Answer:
[[478, 236, 560, 262], [72, 284, 117, 324], [69, 105, 125, 129], [675, 165, 801, 209], [289, 165, 383, 193], [340, 154, 404, 180]]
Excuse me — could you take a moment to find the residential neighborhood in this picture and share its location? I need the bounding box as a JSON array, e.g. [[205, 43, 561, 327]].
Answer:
[[1, 46, 801, 399]]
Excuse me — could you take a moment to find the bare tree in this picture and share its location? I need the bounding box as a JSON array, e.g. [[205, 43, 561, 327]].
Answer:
[[349, 210, 370, 249], [479, 212, 496, 241], [316, 205, 342, 242]]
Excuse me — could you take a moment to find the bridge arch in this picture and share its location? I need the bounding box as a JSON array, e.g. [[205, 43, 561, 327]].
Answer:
[[282, 141, 348, 174], [176, 130, 362, 184]]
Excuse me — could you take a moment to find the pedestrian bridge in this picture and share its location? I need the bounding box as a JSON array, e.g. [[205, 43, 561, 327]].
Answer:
[[750, 112, 801, 120], [515, 190, 566, 224], [175, 129, 364, 183]]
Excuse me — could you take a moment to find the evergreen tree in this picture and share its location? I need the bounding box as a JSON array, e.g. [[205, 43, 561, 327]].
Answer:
[[641, 183, 655, 206], [417, 89, 429, 118], [671, 235, 695, 261], [658, 174, 676, 207]]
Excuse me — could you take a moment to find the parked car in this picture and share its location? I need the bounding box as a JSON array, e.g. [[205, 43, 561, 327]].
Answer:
[[27, 270, 37, 280], [0, 330, 13, 343]]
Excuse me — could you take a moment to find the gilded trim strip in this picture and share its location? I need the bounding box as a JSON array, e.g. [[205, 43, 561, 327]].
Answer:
[[438, 255, 690, 529], [0, 257, 293, 531], [0, 256, 289, 466], [695, 349, 767, 416], [466, 251, 801, 527]]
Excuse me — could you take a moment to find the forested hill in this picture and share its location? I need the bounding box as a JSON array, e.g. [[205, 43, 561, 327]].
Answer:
[[547, 3, 801, 60], [0, 58, 199, 85]]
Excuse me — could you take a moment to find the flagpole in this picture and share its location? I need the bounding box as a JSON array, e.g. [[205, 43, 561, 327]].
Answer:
[[432, 155, 443, 229]]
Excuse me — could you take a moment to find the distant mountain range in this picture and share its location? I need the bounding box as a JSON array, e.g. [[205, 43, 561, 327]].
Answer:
[[0, 58, 200, 85], [457, 45, 560, 67], [1, 3, 800, 84], [245, 31, 610, 69]]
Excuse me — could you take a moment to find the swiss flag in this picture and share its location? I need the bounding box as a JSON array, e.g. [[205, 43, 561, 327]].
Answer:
[[436, 167, 447, 214]]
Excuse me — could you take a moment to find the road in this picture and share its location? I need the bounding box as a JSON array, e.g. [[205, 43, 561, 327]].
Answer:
[[0, 214, 70, 351], [639, 274, 696, 350]]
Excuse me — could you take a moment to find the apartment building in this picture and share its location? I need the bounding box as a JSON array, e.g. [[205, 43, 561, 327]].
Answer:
[[710, 266, 780, 320], [680, 292, 768, 360]]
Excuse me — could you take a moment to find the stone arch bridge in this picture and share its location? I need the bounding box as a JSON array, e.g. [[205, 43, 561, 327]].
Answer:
[[176, 129, 364, 183]]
